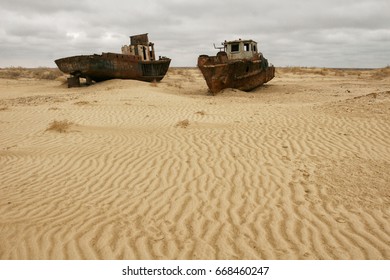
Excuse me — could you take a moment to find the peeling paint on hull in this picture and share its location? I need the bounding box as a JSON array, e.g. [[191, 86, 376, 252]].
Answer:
[[55, 53, 171, 83], [198, 57, 275, 94]]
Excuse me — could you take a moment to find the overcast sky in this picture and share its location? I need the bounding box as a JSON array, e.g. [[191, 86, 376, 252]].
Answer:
[[1, 0, 389, 68]]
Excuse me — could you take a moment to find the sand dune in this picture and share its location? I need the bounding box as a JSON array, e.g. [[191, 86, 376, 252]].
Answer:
[[0, 67, 389, 259]]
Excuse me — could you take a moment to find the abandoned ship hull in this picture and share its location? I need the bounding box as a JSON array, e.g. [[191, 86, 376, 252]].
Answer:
[[55, 53, 171, 82], [198, 56, 275, 94]]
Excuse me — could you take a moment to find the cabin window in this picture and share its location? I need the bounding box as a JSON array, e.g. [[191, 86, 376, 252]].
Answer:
[[231, 44, 239, 52], [142, 46, 147, 60], [244, 43, 250, 51], [253, 44, 257, 52]]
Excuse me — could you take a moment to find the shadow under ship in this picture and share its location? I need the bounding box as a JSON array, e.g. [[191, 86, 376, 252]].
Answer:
[[55, 33, 171, 87], [198, 39, 275, 94]]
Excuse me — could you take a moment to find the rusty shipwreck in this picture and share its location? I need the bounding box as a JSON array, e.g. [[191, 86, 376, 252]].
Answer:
[[198, 39, 275, 94], [55, 33, 171, 87]]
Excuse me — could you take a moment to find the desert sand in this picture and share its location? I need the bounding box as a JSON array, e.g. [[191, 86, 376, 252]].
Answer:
[[0, 67, 389, 259]]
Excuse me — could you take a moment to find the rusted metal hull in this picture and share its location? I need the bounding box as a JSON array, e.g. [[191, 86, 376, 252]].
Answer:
[[55, 52, 171, 83], [198, 54, 275, 94]]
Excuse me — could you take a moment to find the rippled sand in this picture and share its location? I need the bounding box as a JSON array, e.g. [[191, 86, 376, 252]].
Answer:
[[0, 67, 389, 259]]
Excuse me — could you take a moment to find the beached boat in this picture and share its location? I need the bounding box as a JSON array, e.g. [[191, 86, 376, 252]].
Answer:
[[55, 33, 171, 87], [197, 39, 275, 94]]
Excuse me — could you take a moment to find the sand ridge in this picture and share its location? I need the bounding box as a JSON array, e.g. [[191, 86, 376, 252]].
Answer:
[[0, 67, 389, 259]]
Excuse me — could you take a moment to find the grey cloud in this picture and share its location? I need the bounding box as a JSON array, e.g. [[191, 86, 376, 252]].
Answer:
[[0, 0, 389, 68], [1, 0, 95, 14]]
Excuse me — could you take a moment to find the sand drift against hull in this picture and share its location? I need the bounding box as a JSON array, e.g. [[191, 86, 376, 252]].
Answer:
[[55, 33, 171, 87]]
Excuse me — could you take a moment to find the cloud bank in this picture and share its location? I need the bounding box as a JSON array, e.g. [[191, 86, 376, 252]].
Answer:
[[1, 0, 389, 68]]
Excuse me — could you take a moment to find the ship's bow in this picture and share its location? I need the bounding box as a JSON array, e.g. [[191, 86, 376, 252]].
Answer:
[[140, 58, 171, 82]]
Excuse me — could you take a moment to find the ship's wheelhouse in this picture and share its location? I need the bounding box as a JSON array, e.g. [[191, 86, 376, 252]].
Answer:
[[121, 33, 156, 61], [224, 39, 258, 60]]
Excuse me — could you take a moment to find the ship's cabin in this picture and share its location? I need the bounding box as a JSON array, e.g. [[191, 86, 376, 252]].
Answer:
[[223, 39, 259, 60], [121, 33, 156, 61]]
